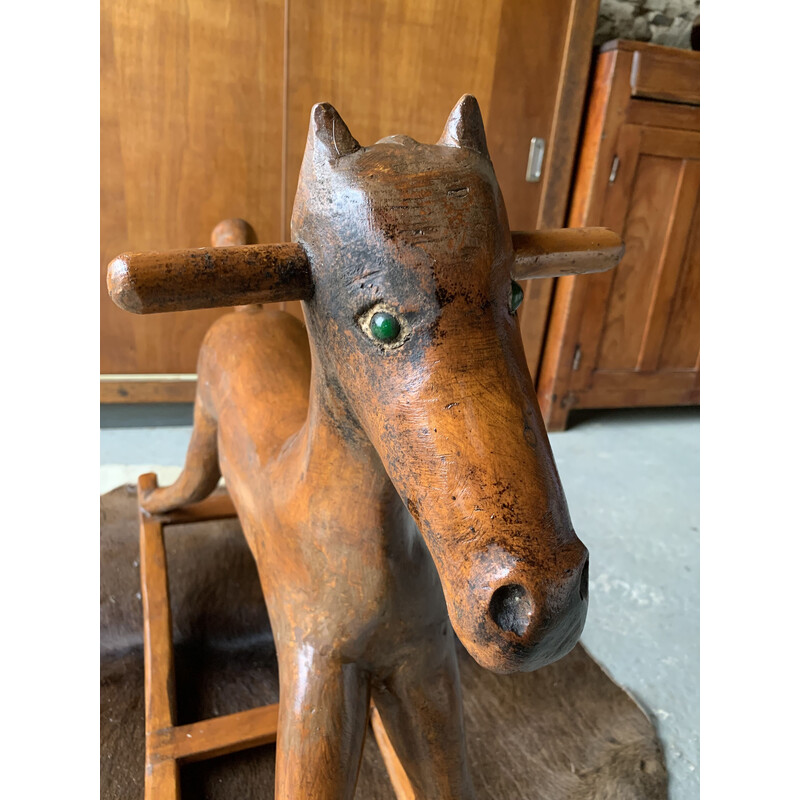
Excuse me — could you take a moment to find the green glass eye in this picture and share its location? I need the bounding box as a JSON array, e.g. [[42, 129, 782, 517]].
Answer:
[[369, 311, 401, 342], [509, 280, 524, 314]]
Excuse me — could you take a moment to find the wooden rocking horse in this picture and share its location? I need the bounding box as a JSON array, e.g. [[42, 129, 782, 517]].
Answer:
[[108, 95, 623, 799]]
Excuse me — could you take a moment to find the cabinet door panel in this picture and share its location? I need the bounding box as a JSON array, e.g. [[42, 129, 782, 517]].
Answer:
[[596, 152, 684, 371], [101, 0, 597, 395], [542, 122, 700, 422], [590, 125, 700, 387], [658, 200, 700, 371], [536, 43, 700, 430], [100, 0, 286, 376]]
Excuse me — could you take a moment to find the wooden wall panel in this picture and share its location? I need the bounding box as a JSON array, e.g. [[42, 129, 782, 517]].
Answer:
[[282, 0, 599, 377], [100, 0, 285, 375], [283, 0, 505, 232], [101, 0, 598, 392]]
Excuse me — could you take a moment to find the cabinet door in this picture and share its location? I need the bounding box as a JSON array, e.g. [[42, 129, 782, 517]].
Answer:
[[541, 123, 699, 425], [101, 0, 598, 400], [100, 0, 286, 399], [282, 0, 600, 361]]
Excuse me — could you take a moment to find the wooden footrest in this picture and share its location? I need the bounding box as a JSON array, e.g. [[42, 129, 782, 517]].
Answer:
[[147, 703, 280, 765], [137, 473, 412, 799]]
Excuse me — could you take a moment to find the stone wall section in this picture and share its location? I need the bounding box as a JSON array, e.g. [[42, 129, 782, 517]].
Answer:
[[595, 0, 699, 49]]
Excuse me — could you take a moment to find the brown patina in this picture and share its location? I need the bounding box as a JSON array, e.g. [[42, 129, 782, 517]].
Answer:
[[108, 95, 623, 799]]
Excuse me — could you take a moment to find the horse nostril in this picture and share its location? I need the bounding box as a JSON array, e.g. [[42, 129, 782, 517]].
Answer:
[[489, 583, 534, 637], [579, 559, 589, 602]]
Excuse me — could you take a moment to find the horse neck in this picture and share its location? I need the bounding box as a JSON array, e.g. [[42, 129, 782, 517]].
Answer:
[[289, 356, 392, 499]]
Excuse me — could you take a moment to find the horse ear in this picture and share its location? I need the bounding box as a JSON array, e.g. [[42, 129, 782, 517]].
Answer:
[[308, 102, 361, 160], [437, 94, 490, 159]]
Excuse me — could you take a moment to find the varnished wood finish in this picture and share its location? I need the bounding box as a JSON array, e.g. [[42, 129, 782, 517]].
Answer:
[[148, 696, 280, 765], [538, 41, 700, 430], [138, 474, 179, 800], [109, 228, 621, 315], [629, 44, 700, 105], [101, 485, 668, 800], [512, 228, 624, 279], [136, 475, 279, 800], [100, 377, 197, 404], [101, 0, 599, 397], [108, 244, 312, 314], [111, 98, 622, 799], [283, 0, 601, 396], [513, 0, 604, 390], [100, 0, 286, 376]]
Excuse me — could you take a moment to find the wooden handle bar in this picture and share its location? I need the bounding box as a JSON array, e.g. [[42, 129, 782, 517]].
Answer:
[[512, 227, 624, 280], [107, 228, 623, 315], [107, 243, 313, 314]]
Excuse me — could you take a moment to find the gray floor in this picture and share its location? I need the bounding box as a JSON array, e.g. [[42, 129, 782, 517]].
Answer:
[[100, 404, 699, 799]]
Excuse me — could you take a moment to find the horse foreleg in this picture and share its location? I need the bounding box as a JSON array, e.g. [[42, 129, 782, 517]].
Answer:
[[274, 645, 370, 800], [372, 629, 475, 800], [140, 395, 221, 513]]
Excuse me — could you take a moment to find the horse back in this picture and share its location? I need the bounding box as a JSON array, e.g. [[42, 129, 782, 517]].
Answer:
[[198, 307, 311, 466]]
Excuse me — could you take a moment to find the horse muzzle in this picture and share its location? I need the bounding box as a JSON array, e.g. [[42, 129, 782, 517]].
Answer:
[[450, 537, 589, 674]]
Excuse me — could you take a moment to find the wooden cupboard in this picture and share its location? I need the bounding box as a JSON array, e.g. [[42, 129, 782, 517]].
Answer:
[[537, 40, 700, 430], [100, 0, 601, 402]]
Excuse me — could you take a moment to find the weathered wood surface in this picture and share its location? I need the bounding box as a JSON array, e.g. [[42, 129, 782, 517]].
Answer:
[[109, 228, 621, 313], [108, 97, 624, 798], [101, 485, 668, 800], [108, 244, 313, 314]]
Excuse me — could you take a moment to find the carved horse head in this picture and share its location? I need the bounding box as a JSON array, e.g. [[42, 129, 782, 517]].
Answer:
[[108, 96, 623, 673]]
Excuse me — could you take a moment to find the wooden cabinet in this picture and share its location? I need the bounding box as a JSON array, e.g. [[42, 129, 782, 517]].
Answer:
[[537, 40, 700, 430], [101, 0, 601, 402]]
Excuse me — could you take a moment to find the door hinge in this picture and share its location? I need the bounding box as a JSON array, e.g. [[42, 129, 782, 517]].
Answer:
[[571, 344, 582, 371], [608, 155, 620, 184], [525, 137, 546, 183]]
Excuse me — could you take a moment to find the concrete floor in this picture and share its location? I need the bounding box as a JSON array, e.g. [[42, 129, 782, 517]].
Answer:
[[100, 404, 699, 799]]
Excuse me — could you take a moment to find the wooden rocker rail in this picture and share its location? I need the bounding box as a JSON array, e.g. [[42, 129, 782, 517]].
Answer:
[[136, 473, 413, 799]]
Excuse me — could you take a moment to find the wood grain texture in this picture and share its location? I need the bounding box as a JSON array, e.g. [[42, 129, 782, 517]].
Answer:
[[596, 147, 683, 369], [100, 0, 285, 374], [101, 483, 668, 800], [100, 378, 197, 403], [102, 0, 598, 394], [107, 228, 622, 314], [514, 0, 601, 383], [536, 40, 700, 430], [148, 703, 280, 763], [658, 199, 700, 370], [138, 474, 176, 734], [512, 228, 623, 279], [626, 98, 700, 130], [630, 46, 700, 105], [536, 49, 633, 430], [283, 0, 505, 233], [282, 0, 598, 390], [636, 159, 700, 371], [108, 244, 312, 313], [111, 98, 614, 799], [138, 473, 180, 800], [370, 703, 415, 800]]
